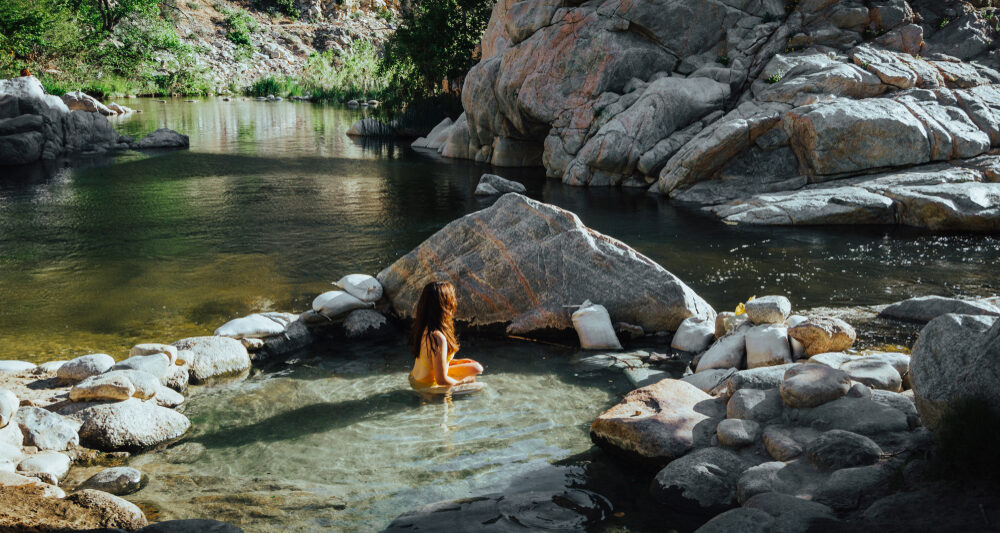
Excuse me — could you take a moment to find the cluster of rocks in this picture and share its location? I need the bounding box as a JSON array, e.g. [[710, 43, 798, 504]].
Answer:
[[0, 335, 257, 530], [586, 287, 1000, 531], [428, 0, 1000, 231], [0, 76, 189, 167]]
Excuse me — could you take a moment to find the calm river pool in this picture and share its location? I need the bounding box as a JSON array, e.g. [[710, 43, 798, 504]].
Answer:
[[3, 97, 999, 531]]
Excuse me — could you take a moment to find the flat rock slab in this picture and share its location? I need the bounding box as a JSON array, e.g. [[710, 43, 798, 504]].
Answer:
[[378, 194, 714, 335], [591, 379, 723, 465], [16, 451, 70, 480], [60, 398, 190, 452], [840, 358, 902, 392], [879, 295, 1000, 323], [785, 396, 910, 435]]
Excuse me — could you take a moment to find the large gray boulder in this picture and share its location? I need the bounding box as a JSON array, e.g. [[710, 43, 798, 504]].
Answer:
[[590, 379, 723, 464], [60, 398, 190, 452], [909, 313, 1000, 432], [172, 336, 250, 383], [650, 447, 748, 514], [378, 194, 714, 334]]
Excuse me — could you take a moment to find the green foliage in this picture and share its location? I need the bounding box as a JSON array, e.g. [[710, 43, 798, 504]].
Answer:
[[382, 0, 492, 95], [939, 17, 950, 29], [765, 68, 785, 84], [715, 55, 731, 66], [187, 2, 201, 9], [245, 42, 391, 101], [221, 6, 258, 47]]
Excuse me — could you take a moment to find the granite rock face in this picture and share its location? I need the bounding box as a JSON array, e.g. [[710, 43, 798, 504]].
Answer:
[[378, 193, 714, 335], [438, 0, 1000, 231]]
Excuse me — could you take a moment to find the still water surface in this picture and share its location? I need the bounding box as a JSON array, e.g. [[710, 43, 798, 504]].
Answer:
[[3, 98, 999, 531]]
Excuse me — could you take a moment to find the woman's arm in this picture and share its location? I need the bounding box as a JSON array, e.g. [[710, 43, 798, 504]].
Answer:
[[429, 331, 459, 386]]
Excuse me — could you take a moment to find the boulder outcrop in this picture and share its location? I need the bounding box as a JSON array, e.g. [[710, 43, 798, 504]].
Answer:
[[437, 0, 1000, 231], [378, 193, 714, 334]]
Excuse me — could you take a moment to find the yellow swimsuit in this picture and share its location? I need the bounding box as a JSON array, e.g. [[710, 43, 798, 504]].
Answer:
[[409, 333, 456, 389]]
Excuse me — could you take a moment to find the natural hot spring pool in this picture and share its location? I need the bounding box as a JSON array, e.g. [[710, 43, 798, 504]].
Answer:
[[60, 337, 645, 531]]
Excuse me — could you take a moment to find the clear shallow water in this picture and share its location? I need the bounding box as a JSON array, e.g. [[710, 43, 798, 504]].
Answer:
[[61, 337, 637, 532], [1, 97, 999, 360]]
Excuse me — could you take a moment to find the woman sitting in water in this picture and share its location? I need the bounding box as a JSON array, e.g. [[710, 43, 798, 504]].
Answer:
[[409, 281, 483, 390]]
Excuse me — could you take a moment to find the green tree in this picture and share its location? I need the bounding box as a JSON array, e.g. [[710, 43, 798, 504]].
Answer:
[[382, 0, 494, 95], [72, 0, 162, 35]]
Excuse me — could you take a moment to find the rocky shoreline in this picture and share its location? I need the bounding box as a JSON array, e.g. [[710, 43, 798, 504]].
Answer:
[[0, 77, 189, 167], [399, 0, 1000, 232], [0, 192, 996, 531]]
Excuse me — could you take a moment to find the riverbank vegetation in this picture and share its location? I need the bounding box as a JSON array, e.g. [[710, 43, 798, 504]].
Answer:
[[1, 0, 214, 97]]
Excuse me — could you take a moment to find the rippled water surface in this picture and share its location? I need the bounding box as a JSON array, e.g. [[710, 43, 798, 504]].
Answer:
[[4, 97, 1000, 531], [2, 97, 999, 360]]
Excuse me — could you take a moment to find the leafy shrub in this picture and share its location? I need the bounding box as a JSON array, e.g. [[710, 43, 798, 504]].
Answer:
[[765, 68, 785, 84], [221, 6, 258, 47]]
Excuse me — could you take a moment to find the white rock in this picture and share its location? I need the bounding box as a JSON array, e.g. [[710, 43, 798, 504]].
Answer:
[[0, 389, 17, 429], [0, 361, 36, 373], [172, 336, 250, 384], [840, 358, 903, 392], [60, 398, 190, 452], [696, 328, 748, 373], [312, 290, 370, 317], [37, 361, 67, 373], [131, 343, 179, 365], [14, 406, 80, 451], [0, 422, 22, 448], [57, 354, 115, 383], [808, 352, 853, 368], [0, 470, 65, 498], [745, 325, 793, 369], [214, 313, 287, 339], [0, 442, 23, 465], [786, 315, 808, 359], [16, 451, 70, 480], [336, 274, 384, 302], [154, 386, 184, 408], [112, 353, 170, 379], [671, 316, 716, 353], [745, 296, 792, 325]]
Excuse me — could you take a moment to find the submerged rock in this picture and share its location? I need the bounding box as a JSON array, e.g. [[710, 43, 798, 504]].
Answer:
[[138, 519, 245, 532], [80, 466, 145, 495], [590, 379, 723, 464], [343, 309, 390, 339], [378, 194, 714, 335], [68, 489, 148, 530]]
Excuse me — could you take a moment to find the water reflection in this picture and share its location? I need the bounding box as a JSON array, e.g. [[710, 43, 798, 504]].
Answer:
[[0, 97, 997, 361]]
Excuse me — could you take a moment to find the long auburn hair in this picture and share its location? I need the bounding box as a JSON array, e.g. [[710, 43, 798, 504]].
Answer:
[[409, 281, 460, 358]]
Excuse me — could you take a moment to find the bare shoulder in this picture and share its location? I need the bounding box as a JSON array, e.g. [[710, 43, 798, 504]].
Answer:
[[428, 330, 447, 348]]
